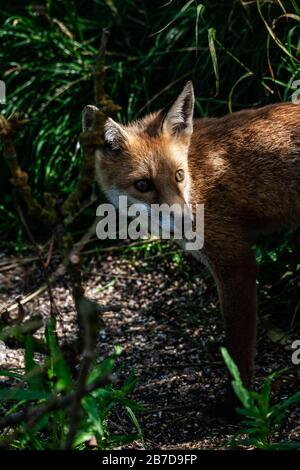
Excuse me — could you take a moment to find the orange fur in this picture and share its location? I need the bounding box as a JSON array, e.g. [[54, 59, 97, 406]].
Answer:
[[84, 83, 300, 391]]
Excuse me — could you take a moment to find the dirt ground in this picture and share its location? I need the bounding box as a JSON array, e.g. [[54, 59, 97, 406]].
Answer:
[[0, 243, 299, 449]]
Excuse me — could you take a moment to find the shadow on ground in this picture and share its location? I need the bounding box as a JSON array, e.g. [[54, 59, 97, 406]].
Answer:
[[0, 242, 299, 449]]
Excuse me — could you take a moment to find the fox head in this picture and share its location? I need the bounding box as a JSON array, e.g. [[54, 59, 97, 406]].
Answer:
[[83, 81, 195, 216]]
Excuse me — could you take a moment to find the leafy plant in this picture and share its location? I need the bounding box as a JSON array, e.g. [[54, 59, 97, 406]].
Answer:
[[0, 320, 144, 449], [221, 347, 300, 450]]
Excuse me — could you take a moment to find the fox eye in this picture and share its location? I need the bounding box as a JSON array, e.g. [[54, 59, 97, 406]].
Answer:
[[175, 169, 184, 182], [134, 178, 153, 192]]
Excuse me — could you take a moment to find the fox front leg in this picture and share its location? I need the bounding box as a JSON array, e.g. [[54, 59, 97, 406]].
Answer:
[[210, 252, 258, 388]]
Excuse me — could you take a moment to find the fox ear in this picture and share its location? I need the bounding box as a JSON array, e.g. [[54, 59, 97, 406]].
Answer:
[[104, 117, 129, 150], [163, 81, 194, 137], [82, 107, 128, 151], [82, 105, 99, 132]]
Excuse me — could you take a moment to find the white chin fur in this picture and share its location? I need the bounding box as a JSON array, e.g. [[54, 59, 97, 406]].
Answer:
[[104, 187, 151, 214]]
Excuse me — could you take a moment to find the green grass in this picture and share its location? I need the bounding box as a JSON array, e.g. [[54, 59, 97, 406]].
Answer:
[[1, 1, 300, 205]]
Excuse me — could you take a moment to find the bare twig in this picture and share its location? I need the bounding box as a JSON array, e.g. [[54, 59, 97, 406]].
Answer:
[[45, 237, 54, 269], [64, 297, 102, 449], [16, 205, 58, 319], [94, 28, 110, 108], [0, 285, 47, 315]]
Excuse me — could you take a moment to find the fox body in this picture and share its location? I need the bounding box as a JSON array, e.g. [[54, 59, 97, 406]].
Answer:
[[83, 82, 300, 389]]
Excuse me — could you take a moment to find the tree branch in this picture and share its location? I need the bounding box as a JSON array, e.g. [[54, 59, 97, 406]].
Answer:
[[0, 114, 57, 227]]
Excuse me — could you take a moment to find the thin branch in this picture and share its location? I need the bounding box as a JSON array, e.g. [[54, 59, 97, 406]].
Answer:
[[0, 286, 47, 315], [64, 296, 101, 449], [94, 28, 110, 108], [16, 205, 58, 319]]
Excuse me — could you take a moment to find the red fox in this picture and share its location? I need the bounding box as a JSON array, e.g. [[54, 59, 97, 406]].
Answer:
[[83, 81, 300, 398]]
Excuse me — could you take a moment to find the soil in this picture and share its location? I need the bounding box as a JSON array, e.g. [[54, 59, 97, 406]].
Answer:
[[0, 242, 299, 449]]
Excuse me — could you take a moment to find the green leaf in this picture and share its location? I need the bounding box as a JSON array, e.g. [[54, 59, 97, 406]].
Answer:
[[24, 336, 46, 391], [258, 378, 272, 416], [114, 397, 145, 412], [220, 347, 253, 409], [0, 388, 50, 401], [195, 4, 205, 51], [87, 359, 114, 385], [126, 406, 144, 446], [268, 391, 300, 418], [0, 370, 24, 381], [121, 370, 138, 395], [151, 0, 195, 36], [88, 347, 122, 385], [44, 319, 73, 392], [208, 27, 219, 96], [83, 395, 105, 438]]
